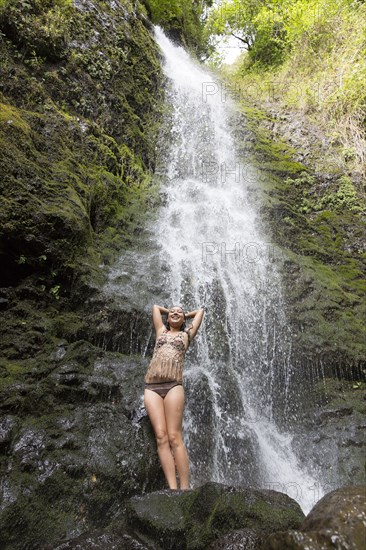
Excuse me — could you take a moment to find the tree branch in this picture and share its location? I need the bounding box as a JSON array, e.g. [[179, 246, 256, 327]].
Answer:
[[230, 31, 252, 50]]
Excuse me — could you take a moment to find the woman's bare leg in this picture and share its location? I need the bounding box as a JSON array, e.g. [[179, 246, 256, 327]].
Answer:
[[144, 389, 177, 489], [164, 385, 189, 489]]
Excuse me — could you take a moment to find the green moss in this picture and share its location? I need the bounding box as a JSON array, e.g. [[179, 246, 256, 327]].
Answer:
[[313, 377, 366, 414], [298, 175, 364, 214], [239, 104, 270, 122], [281, 251, 366, 360], [238, 104, 308, 179], [0, 472, 84, 549], [0, 102, 31, 133], [0, 361, 27, 390], [51, 312, 89, 341], [260, 159, 306, 175]]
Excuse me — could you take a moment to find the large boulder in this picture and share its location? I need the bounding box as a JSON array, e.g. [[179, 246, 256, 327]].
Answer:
[[126, 482, 305, 549], [263, 484, 366, 549]]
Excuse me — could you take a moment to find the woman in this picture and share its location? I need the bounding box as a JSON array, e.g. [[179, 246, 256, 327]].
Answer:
[[144, 304, 205, 490]]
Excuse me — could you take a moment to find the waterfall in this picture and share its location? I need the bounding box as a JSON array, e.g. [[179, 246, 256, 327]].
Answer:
[[106, 27, 325, 514]]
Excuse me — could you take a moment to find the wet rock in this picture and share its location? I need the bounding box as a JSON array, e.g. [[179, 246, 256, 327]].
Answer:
[[126, 482, 305, 549], [290, 379, 366, 488], [12, 427, 47, 471], [263, 485, 366, 549], [316, 406, 353, 424], [50, 344, 67, 361], [0, 415, 17, 451], [0, 342, 164, 549], [208, 528, 258, 549], [52, 528, 149, 549], [234, 100, 366, 370]]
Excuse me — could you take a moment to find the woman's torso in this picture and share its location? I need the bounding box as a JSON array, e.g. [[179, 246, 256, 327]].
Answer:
[[144, 328, 187, 384]]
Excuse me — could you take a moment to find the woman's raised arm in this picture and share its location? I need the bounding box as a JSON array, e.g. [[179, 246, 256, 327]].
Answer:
[[152, 304, 169, 333], [185, 306, 205, 340]]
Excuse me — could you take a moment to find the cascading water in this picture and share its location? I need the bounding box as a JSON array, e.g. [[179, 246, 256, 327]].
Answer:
[[106, 27, 325, 514]]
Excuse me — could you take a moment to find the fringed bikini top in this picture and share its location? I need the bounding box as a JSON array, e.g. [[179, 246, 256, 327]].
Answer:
[[144, 328, 187, 384]]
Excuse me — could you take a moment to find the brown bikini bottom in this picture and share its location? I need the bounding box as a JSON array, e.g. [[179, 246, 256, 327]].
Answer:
[[144, 381, 182, 399]]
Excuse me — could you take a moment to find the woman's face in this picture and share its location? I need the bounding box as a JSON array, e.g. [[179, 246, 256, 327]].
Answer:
[[168, 306, 185, 329]]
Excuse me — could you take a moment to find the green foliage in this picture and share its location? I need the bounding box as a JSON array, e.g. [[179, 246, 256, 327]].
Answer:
[[217, 0, 366, 174], [206, 0, 290, 67], [250, 5, 289, 67], [299, 176, 364, 214], [0, 0, 72, 9], [144, 0, 213, 57], [207, 0, 366, 80], [328, 176, 364, 212], [206, 0, 259, 41]]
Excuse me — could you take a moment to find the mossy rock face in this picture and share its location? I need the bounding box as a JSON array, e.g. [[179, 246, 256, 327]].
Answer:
[[0, 0, 165, 289], [229, 101, 366, 370], [289, 377, 366, 488], [0, 8, 167, 538], [0, 340, 165, 549], [0, 0, 73, 62], [125, 482, 305, 549], [0, 5, 169, 546]]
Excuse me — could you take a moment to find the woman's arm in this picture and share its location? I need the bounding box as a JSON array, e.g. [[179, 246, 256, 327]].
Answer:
[[185, 306, 205, 340], [152, 304, 169, 333], [185, 308, 202, 319]]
